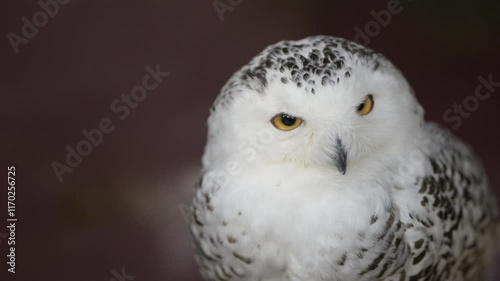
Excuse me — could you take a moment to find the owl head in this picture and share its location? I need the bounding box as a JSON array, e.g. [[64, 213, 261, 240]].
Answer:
[[203, 36, 424, 178]]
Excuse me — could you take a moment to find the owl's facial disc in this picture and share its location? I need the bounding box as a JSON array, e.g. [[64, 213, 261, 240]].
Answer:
[[206, 37, 425, 177], [334, 138, 347, 175], [330, 94, 373, 175]]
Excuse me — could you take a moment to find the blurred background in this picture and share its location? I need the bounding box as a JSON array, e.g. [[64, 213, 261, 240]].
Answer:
[[2, 0, 500, 280]]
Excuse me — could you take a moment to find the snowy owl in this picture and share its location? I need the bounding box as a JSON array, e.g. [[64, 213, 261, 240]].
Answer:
[[190, 36, 499, 281]]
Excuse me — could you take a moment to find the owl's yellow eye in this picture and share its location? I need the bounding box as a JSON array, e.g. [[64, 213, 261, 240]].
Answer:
[[357, 94, 374, 115], [271, 113, 303, 131]]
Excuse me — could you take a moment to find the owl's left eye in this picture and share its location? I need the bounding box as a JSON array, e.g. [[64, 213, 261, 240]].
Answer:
[[271, 113, 303, 131], [357, 94, 374, 115]]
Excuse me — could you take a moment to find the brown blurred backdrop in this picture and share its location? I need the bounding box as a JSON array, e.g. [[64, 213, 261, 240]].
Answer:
[[2, 0, 500, 280]]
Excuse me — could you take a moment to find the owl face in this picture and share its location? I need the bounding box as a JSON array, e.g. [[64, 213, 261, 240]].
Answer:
[[204, 37, 424, 176]]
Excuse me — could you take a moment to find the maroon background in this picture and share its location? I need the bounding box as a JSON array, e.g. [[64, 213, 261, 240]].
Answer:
[[2, 0, 500, 280]]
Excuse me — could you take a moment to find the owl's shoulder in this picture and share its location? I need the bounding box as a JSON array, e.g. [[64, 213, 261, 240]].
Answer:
[[391, 122, 499, 280]]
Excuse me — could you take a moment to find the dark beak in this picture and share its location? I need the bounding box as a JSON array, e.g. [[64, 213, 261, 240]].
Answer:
[[334, 138, 347, 175]]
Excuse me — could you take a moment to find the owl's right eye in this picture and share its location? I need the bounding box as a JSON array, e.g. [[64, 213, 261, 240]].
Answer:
[[271, 113, 303, 131]]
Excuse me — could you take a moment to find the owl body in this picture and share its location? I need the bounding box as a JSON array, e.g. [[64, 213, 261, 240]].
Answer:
[[191, 36, 498, 281]]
